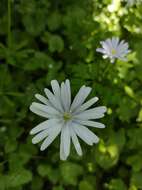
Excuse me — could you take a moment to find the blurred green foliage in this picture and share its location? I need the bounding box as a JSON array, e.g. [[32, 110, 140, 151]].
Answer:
[[0, 0, 142, 189]]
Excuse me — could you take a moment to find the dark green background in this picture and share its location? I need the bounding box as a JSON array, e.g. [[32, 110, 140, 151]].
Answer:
[[0, 0, 142, 189]]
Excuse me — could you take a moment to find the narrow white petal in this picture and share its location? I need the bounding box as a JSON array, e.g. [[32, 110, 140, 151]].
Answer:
[[65, 79, 71, 110], [117, 43, 129, 54], [70, 127, 82, 156], [44, 88, 63, 112], [96, 48, 106, 54], [61, 82, 68, 111], [30, 104, 49, 118], [60, 132, 66, 160], [72, 123, 99, 145], [61, 124, 71, 159], [75, 120, 105, 128], [32, 130, 49, 144], [51, 80, 60, 97], [101, 41, 110, 53], [112, 37, 119, 49], [31, 102, 60, 116], [74, 97, 99, 114], [75, 106, 107, 120], [105, 39, 113, 50], [70, 86, 91, 112], [40, 124, 62, 151], [35, 94, 50, 105], [30, 119, 59, 135]]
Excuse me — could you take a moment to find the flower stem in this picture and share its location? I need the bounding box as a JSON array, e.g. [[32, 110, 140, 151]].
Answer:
[[102, 63, 112, 78]]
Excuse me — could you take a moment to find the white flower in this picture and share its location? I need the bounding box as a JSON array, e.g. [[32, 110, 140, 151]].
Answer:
[[123, 0, 142, 6], [96, 37, 131, 63], [127, 0, 135, 6], [29, 80, 107, 160]]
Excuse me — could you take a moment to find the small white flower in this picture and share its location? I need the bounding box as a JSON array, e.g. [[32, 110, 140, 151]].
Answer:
[[127, 0, 135, 6], [30, 80, 107, 160], [123, 0, 142, 6], [96, 37, 131, 63]]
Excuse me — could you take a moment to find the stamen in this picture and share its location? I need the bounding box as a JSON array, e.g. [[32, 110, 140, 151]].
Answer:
[[111, 49, 117, 55], [63, 112, 72, 121]]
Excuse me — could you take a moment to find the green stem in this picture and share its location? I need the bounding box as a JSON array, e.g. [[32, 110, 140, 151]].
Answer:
[[8, 0, 12, 48], [102, 63, 112, 78]]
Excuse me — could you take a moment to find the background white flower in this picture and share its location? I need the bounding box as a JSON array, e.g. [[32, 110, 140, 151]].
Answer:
[[96, 37, 131, 63], [30, 80, 107, 160], [123, 0, 142, 6]]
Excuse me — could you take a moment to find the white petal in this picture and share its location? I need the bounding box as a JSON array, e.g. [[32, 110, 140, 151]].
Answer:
[[60, 124, 71, 159], [31, 102, 60, 116], [70, 86, 91, 112], [40, 124, 62, 151], [30, 104, 49, 118], [70, 127, 82, 156], [61, 82, 68, 111], [51, 80, 60, 97], [30, 119, 59, 135], [60, 133, 66, 160], [75, 120, 105, 128], [35, 94, 50, 105], [72, 123, 99, 145], [44, 88, 63, 112], [32, 130, 49, 144], [100, 41, 109, 53], [96, 48, 106, 54], [103, 55, 108, 59], [112, 37, 119, 49], [65, 79, 71, 110], [117, 43, 128, 54], [74, 97, 99, 114], [75, 106, 107, 120], [105, 39, 113, 51]]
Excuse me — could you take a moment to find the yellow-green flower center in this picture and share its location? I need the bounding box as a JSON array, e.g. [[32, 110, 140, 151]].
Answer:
[[111, 49, 117, 55], [63, 112, 72, 121]]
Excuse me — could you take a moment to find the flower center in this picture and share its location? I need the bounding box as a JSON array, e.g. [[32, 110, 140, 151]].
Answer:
[[63, 112, 72, 121], [111, 49, 117, 55]]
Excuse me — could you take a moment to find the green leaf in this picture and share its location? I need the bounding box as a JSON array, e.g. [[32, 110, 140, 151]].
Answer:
[[130, 172, 142, 188], [7, 169, 32, 187], [136, 108, 142, 122], [31, 176, 43, 190], [4, 138, 17, 153], [124, 86, 135, 98], [37, 164, 60, 183], [126, 153, 142, 172], [60, 162, 83, 185], [47, 12, 62, 31], [105, 179, 127, 190], [48, 35, 64, 53], [95, 129, 125, 170], [42, 32, 64, 53], [79, 180, 94, 190], [0, 175, 6, 190], [24, 51, 55, 71]]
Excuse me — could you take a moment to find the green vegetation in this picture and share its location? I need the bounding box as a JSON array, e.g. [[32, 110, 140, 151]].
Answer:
[[0, 0, 142, 189]]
